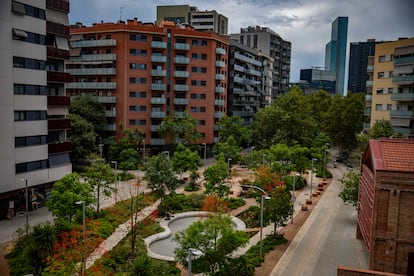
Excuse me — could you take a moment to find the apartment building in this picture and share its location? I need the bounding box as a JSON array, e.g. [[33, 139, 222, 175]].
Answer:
[[0, 0, 72, 219], [228, 39, 272, 124], [234, 26, 291, 98], [156, 5, 228, 35], [299, 68, 336, 94], [368, 37, 414, 137], [67, 19, 228, 153]]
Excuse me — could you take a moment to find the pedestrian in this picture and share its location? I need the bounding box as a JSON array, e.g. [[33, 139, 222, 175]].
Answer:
[[31, 193, 38, 211]]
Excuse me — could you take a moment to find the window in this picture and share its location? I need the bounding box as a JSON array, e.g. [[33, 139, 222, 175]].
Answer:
[[191, 67, 207, 73], [16, 160, 48, 174], [375, 104, 383, 111], [14, 84, 47, 95], [190, 107, 206, 112], [130, 34, 147, 42], [378, 72, 385, 79], [192, 53, 207, 60], [13, 29, 46, 45], [129, 119, 146, 125], [13, 57, 46, 70], [129, 106, 147, 112], [198, 120, 206, 125], [191, 93, 206, 99], [14, 111, 47, 121], [191, 80, 207, 86], [15, 135, 47, 147], [49, 153, 70, 167], [13, 1, 45, 19], [376, 88, 383, 94], [130, 49, 147, 56], [130, 63, 147, 70], [129, 78, 147, 84], [379, 55, 386, 62], [388, 88, 394, 94], [387, 104, 392, 111], [129, 91, 146, 98], [192, 39, 207, 46]]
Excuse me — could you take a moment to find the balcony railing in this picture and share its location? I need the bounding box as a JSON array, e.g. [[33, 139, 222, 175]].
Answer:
[[151, 55, 167, 63], [174, 43, 190, 50], [366, 65, 374, 72], [151, 69, 167, 77], [66, 82, 116, 89], [48, 119, 70, 130], [216, 60, 225, 68], [173, 84, 189, 91], [48, 142, 71, 154], [70, 39, 117, 48], [174, 71, 189, 78], [150, 111, 166, 118], [215, 73, 226, 81], [66, 68, 116, 75], [214, 99, 225, 106], [46, 21, 69, 36], [366, 80, 373, 87], [214, 112, 225, 118], [150, 97, 166, 104], [104, 124, 116, 131], [47, 71, 70, 83], [173, 98, 189, 105], [394, 56, 414, 65], [390, 110, 414, 118], [91, 96, 116, 103], [174, 112, 185, 118], [365, 95, 372, 101], [393, 127, 414, 136], [392, 75, 414, 85], [47, 46, 69, 59], [216, 48, 226, 55], [174, 56, 190, 64], [151, 83, 166, 91], [215, 86, 225, 93], [46, 0, 69, 12], [104, 110, 116, 117], [47, 95, 70, 106], [391, 93, 414, 101], [151, 41, 167, 49], [70, 54, 116, 62], [150, 138, 165, 145], [234, 52, 261, 66], [150, 125, 161, 132]]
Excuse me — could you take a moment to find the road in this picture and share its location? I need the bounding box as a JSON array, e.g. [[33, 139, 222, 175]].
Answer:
[[270, 160, 369, 276]]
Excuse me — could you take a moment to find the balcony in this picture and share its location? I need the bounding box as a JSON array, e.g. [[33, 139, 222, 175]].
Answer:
[[394, 56, 414, 65], [47, 71, 70, 83], [71, 54, 117, 62], [104, 110, 116, 117], [173, 98, 189, 105], [47, 46, 69, 59], [365, 94, 372, 101], [48, 142, 71, 154], [46, 0, 69, 12], [151, 83, 166, 91], [47, 95, 70, 106], [151, 138, 165, 145], [216, 48, 226, 55], [390, 110, 414, 118], [46, 21, 69, 36], [151, 69, 167, 77], [173, 84, 189, 91], [151, 55, 167, 63], [393, 127, 414, 136], [214, 112, 225, 118], [363, 123, 371, 129], [91, 96, 116, 104], [214, 99, 225, 106], [67, 68, 116, 75], [366, 65, 374, 72], [216, 60, 225, 68], [104, 124, 116, 131], [214, 125, 221, 131], [392, 75, 414, 85], [150, 125, 161, 132], [174, 71, 189, 78], [174, 43, 190, 51], [366, 80, 373, 87], [364, 109, 372, 116], [48, 119, 70, 130], [151, 111, 166, 118], [70, 39, 117, 48], [391, 93, 414, 101], [151, 41, 167, 49], [174, 56, 190, 64], [215, 73, 226, 81], [234, 52, 261, 66], [215, 86, 225, 93], [150, 97, 166, 104], [67, 82, 116, 90]]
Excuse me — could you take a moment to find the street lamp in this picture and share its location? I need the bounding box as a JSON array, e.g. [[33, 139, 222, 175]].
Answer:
[[142, 139, 146, 161], [291, 173, 300, 224], [98, 137, 104, 159], [227, 158, 232, 176], [262, 153, 266, 165], [323, 146, 330, 179], [20, 178, 29, 235], [164, 150, 170, 158], [239, 184, 270, 262], [75, 200, 86, 275], [250, 146, 255, 167], [202, 143, 207, 160], [187, 248, 202, 276], [111, 161, 118, 203], [310, 158, 318, 199]]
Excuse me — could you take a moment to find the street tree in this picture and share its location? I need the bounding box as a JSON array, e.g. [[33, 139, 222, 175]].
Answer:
[[217, 115, 250, 146], [265, 187, 292, 234], [203, 153, 229, 197], [83, 158, 116, 213], [338, 171, 360, 209], [159, 112, 201, 149], [143, 153, 178, 200], [108, 126, 143, 170], [67, 114, 97, 161], [212, 135, 242, 163], [172, 144, 202, 180], [369, 119, 394, 139], [46, 173, 94, 225], [174, 213, 249, 275], [306, 90, 333, 132], [69, 95, 106, 135], [267, 143, 292, 174]]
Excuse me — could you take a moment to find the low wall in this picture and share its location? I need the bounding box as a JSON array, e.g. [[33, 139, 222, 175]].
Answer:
[[337, 266, 405, 276]]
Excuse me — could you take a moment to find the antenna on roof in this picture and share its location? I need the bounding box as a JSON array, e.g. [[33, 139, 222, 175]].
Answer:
[[120, 6, 125, 21]]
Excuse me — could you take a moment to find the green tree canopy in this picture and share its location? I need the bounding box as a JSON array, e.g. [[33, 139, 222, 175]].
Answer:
[[67, 114, 97, 161], [46, 173, 94, 225], [217, 115, 250, 146], [172, 144, 202, 178], [108, 126, 143, 170], [338, 171, 360, 208], [265, 187, 292, 233], [369, 119, 394, 139], [159, 112, 201, 149], [174, 213, 249, 275], [69, 95, 106, 135], [212, 135, 242, 163], [203, 153, 229, 197]]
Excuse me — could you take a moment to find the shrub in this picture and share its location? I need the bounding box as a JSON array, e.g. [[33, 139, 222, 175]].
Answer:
[[237, 206, 260, 228], [118, 171, 135, 181], [283, 175, 306, 191], [226, 198, 246, 210]]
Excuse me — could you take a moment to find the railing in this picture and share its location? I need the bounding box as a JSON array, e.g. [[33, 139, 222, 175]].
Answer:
[[215, 86, 225, 93], [91, 96, 116, 103], [46, 0, 69, 12], [174, 56, 190, 64], [48, 119, 70, 130], [215, 74, 226, 81], [150, 138, 166, 145], [214, 112, 225, 118], [392, 75, 414, 84], [47, 71, 71, 83], [173, 84, 189, 91], [173, 98, 189, 105], [151, 70, 167, 77], [150, 97, 166, 104], [70, 39, 117, 48], [47, 95, 70, 106], [104, 124, 116, 131], [46, 21, 69, 36], [391, 93, 414, 101], [67, 82, 116, 89], [48, 142, 71, 154], [66, 68, 116, 75], [174, 71, 189, 78], [216, 60, 225, 68], [151, 83, 166, 91], [216, 48, 226, 55], [151, 55, 167, 63], [150, 125, 161, 132], [47, 46, 69, 59], [390, 110, 414, 118], [214, 99, 225, 106], [104, 110, 116, 117], [174, 43, 190, 50], [151, 41, 167, 49], [70, 54, 116, 62], [150, 111, 166, 118]]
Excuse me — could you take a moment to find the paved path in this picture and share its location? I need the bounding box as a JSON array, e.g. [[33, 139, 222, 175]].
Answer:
[[270, 163, 368, 276]]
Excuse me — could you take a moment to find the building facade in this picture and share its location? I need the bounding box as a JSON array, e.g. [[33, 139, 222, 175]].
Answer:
[[68, 19, 228, 153], [235, 26, 291, 98], [325, 16, 348, 95], [348, 39, 379, 94], [156, 5, 228, 36], [299, 68, 336, 94], [358, 138, 414, 275], [0, 0, 72, 219], [368, 37, 414, 137]]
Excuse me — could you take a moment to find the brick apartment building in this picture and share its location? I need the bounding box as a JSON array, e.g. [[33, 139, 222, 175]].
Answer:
[[67, 19, 228, 153], [357, 138, 414, 275]]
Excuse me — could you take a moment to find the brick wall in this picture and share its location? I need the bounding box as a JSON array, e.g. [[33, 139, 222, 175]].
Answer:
[[337, 266, 405, 276]]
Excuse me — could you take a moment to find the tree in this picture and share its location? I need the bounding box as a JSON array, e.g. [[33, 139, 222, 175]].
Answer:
[[212, 135, 242, 163], [159, 112, 201, 149], [67, 114, 97, 161], [369, 119, 394, 139], [174, 213, 249, 275], [46, 173, 94, 225], [172, 144, 202, 179], [143, 153, 178, 200], [69, 95, 106, 135], [338, 171, 360, 208], [265, 187, 292, 233], [83, 158, 116, 213], [217, 116, 250, 146], [108, 126, 143, 170], [203, 153, 229, 197]]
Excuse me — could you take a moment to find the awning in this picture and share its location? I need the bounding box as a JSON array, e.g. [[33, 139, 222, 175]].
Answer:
[[55, 36, 70, 51], [395, 46, 414, 56], [70, 48, 81, 56], [46, 9, 69, 25], [12, 2, 25, 15], [12, 28, 28, 38], [393, 65, 414, 75]]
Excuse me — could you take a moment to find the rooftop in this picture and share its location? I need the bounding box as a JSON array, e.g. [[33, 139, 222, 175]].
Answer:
[[369, 138, 414, 172]]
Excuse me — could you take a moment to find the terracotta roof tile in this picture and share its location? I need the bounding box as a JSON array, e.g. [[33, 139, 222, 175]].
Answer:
[[371, 139, 414, 172]]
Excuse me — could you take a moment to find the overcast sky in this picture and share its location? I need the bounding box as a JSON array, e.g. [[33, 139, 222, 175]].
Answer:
[[69, 0, 414, 84]]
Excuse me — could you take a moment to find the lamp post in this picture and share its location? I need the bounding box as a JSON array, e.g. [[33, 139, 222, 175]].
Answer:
[[111, 161, 118, 203], [142, 139, 146, 161], [20, 178, 29, 235], [227, 158, 232, 176], [75, 201, 86, 275], [164, 150, 170, 158], [250, 146, 255, 167], [310, 158, 318, 199], [262, 153, 266, 165], [291, 173, 300, 224], [98, 137, 104, 159], [323, 147, 329, 179], [239, 184, 270, 262], [187, 248, 202, 276], [202, 143, 206, 160]]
